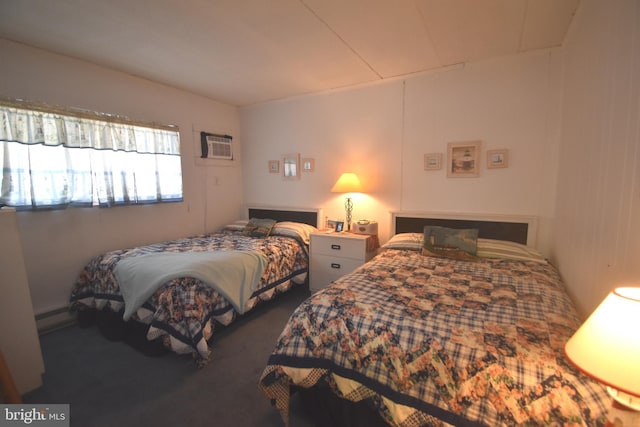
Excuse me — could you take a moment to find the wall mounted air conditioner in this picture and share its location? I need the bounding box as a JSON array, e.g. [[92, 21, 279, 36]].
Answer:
[[200, 132, 233, 160]]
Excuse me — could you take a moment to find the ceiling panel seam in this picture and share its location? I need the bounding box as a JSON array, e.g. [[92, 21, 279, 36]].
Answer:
[[300, 0, 383, 79]]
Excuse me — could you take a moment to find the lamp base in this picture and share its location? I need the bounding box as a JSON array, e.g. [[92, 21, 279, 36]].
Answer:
[[344, 196, 353, 232], [608, 387, 640, 411], [605, 388, 640, 427]]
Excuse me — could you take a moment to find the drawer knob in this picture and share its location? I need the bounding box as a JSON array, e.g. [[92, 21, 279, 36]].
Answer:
[[331, 244, 341, 250], [331, 263, 341, 269]]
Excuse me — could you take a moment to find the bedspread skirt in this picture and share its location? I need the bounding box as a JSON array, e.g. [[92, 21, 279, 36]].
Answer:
[[258, 249, 609, 427], [70, 231, 308, 364]]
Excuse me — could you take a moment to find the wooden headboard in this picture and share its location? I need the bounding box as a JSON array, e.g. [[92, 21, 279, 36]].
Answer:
[[392, 212, 537, 246], [248, 206, 321, 228]]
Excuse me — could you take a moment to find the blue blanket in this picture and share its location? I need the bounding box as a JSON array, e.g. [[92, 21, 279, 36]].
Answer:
[[114, 250, 268, 321]]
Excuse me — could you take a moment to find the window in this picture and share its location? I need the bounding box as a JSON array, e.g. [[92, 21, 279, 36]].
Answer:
[[0, 99, 183, 210]]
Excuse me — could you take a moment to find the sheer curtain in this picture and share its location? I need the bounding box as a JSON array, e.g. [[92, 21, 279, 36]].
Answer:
[[0, 100, 182, 209]]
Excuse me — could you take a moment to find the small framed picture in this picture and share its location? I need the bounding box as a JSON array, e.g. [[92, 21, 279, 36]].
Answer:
[[424, 153, 442, 170], [487, 149, 509, 169], [282, 153, 300, 180], [302, 158, 315, 172], [447, 140, 481, 178], [268, 160, 279, 173], [335, 221, 344, 232]]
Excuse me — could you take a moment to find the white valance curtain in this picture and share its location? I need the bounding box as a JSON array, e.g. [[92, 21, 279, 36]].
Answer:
[[0, 99, 183, 209], [0, 102, 179, 154]]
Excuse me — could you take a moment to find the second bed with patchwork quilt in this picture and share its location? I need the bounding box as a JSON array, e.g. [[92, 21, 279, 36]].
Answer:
[[259, 230, 610, 426]]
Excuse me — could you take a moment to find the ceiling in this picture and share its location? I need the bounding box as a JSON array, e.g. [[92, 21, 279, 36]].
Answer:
[[0, 0, 580, 107]]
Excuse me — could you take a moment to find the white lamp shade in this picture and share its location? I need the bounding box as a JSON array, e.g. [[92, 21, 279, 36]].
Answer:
[[331, 173, 363, 193], [564, 287, 640, 399]]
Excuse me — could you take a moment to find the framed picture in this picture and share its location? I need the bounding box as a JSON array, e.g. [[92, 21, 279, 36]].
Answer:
[[282, 153, 300, 180], [302, 158, 315, 172], [326, 220, 344, 232], [268, 160, 279, 173], [424, 153, 442, 170], [487, 149, 509, 169], [447, 141, 481, 178]]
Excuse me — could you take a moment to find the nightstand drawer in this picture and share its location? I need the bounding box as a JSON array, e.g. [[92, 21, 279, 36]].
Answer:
[[311, 254, 363, 284], [310, 235, 366, 260]]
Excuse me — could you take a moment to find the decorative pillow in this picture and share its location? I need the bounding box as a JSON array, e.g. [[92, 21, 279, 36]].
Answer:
[[242, 218, 277, 238], [381, 233, 423, 251], [422, 226, 479, 261], [476, 238, 547, 263], [271, 221, 319, 244], [222, 220, 249, 232]]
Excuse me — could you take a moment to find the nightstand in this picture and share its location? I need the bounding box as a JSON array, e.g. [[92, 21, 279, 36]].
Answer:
[[309, 232, 377, 292]]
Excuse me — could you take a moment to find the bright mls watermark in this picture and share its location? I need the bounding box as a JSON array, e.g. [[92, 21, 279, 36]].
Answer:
[[1, 405, 69, 427]]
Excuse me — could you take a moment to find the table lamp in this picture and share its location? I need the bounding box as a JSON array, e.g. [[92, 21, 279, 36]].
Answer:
[[330, 172, 363, 232], [564, 287, 640, 423]]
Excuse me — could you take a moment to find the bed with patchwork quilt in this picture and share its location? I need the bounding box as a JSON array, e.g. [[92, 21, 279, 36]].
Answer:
[[258, 214, 610, 426], [70, 208, 319, 365]]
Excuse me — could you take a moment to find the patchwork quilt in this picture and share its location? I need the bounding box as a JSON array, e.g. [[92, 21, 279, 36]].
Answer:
[[259, 248, 609, 426], [70, 229, 308, 363]]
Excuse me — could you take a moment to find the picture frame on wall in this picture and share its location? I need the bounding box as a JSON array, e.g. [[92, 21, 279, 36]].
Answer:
[[447, 140, 481, 178], [268, 160, 279, 173], [282, 153, 301, 180], [487, 149, 509, 169], [424, 153, 442, 170], [302, 158, 315, 172]]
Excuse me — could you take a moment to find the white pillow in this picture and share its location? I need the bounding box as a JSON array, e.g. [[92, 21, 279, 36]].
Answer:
[[476, 238, 547, 263], [381, 233, 423, 250], [271, 221, 319, 244], [222, 220, 249, 232]]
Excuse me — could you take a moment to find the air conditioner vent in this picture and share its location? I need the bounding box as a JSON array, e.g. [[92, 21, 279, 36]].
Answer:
[[200, 132, 233, 160]]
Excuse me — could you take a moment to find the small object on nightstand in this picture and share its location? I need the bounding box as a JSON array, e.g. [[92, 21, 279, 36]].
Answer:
[[351, 219, 378, 236]]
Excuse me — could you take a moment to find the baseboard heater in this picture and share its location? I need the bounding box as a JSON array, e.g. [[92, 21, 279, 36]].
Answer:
[[35, 307, 76, 334]]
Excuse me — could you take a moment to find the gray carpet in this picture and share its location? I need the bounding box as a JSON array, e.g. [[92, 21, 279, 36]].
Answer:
[[25, 285, 315, 427]]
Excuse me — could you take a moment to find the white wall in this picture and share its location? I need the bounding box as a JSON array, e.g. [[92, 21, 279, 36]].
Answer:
[[552, 0, 640, 317], [0, 39, 243, 316], [402, 51, 562, 253], [241, 49, 562, 250], [240, 81, 403, 242]]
